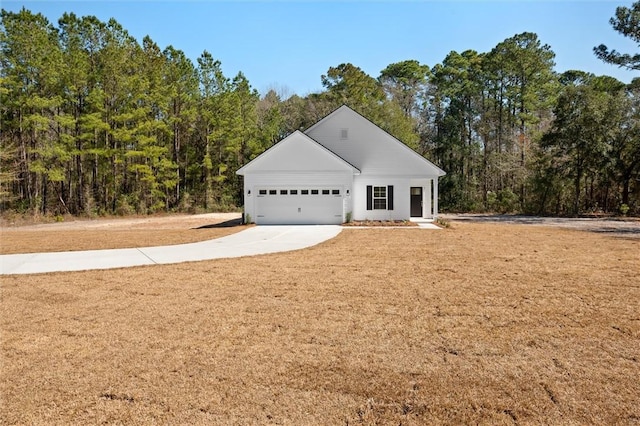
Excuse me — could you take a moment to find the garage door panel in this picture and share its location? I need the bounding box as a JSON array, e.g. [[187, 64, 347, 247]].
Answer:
[[255, 189, 343, 225]]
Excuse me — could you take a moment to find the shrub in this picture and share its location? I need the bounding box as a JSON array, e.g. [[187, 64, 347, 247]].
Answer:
[[435, 217, 450, 228], [619, 203, 630, 216], [487, 189, 520, 213], [115, 195, 135, 216]]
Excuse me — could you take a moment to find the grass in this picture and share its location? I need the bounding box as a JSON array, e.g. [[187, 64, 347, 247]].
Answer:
[[1, 220, 639, 424], [0, 215, 246, 254]]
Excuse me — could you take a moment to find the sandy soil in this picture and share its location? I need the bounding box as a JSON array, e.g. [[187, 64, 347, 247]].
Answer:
[[1, 220, 638, 424]]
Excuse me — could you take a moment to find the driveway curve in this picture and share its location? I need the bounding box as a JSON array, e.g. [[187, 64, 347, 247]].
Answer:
[[0, 225, 342, 275]]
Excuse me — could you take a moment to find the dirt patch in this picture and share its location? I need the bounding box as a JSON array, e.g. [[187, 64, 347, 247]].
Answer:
[[1, 222, 638, 424], [0, 213, 245, 254]]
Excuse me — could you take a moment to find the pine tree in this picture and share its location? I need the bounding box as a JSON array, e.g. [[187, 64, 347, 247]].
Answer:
[[1, 8, 63, 213], [594, 1, 640, 71]]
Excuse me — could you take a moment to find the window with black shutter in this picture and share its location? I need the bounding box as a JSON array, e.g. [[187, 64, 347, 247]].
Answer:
[[366, 185, 393, 210]]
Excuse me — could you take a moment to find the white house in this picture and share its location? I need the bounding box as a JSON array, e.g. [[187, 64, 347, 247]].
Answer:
[[236, 105, 445, 225]]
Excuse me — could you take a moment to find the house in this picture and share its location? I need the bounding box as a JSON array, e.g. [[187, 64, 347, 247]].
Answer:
[[236, 105, 445, 225]]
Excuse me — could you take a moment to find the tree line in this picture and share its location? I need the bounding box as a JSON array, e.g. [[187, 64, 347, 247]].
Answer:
[[1, 5, 638, 217]]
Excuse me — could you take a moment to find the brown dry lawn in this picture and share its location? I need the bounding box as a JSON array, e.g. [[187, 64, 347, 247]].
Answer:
[[0, 213, 246, 254], [1, 219, 639, 424]]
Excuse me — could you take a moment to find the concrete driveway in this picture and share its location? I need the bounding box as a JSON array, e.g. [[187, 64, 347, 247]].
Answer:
[[0, 225, 342, 275]]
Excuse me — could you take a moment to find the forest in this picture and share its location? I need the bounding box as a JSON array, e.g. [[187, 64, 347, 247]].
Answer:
[[1, 5, 639, 218]]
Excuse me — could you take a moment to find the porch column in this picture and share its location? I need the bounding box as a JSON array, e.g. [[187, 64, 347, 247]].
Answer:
[[423, 180, 432, 218], [433, 177, 439, 218]]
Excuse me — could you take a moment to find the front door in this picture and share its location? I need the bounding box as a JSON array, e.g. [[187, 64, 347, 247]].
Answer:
[[410, 187, 422, 217]]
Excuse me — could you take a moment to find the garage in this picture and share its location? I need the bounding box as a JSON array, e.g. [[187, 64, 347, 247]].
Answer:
[[255, 187, 344, 225], [236, 129, 359, 225]]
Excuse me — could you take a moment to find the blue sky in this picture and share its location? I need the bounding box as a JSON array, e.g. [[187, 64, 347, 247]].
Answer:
[[3, 1, 638, 96]]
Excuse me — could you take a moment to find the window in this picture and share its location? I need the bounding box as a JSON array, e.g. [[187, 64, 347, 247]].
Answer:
[[280, 189, 288, 195], [366, 185, 394, 211], [259, 189, 267, 195], [311, 189, 319, 195], [290, 189, 298, 195], [301, 190, 309, 195], [332, 189, 340, 195], [322, 189, 330, 195], [373, 186, 387, 209], [269, 189, 277, 195]]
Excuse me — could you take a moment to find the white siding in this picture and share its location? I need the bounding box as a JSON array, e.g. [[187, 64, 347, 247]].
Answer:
[[237, 130, 358, 175], [351, 177, 436, 221], [352, 176, 409, 221], [306, 106, 445, 177]]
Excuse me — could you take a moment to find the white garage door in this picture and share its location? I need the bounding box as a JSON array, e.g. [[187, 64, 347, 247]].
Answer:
[[255, 187, 344, 225]]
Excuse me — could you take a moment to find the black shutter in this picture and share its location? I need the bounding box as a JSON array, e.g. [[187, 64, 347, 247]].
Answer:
[[387, 185, 394, 210], [366, 185, 372, 210]]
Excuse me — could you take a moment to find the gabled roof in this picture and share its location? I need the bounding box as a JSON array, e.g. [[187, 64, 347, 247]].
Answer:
[[236, 130, 360, 175], [305, 105, 446, 177]]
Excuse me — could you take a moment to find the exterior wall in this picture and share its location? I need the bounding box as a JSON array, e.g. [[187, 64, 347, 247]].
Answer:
[[306, 106, 445, 177], [242, 171, 353, 224], [240, 131, 357, 174], [352, 176, 409, 221], [351, 176, 437, 221], [304, 106, 445, 222]]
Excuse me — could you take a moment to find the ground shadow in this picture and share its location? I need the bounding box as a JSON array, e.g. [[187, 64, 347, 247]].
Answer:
[[194, 218, 243, 229], [591, 227, 640, 236]]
